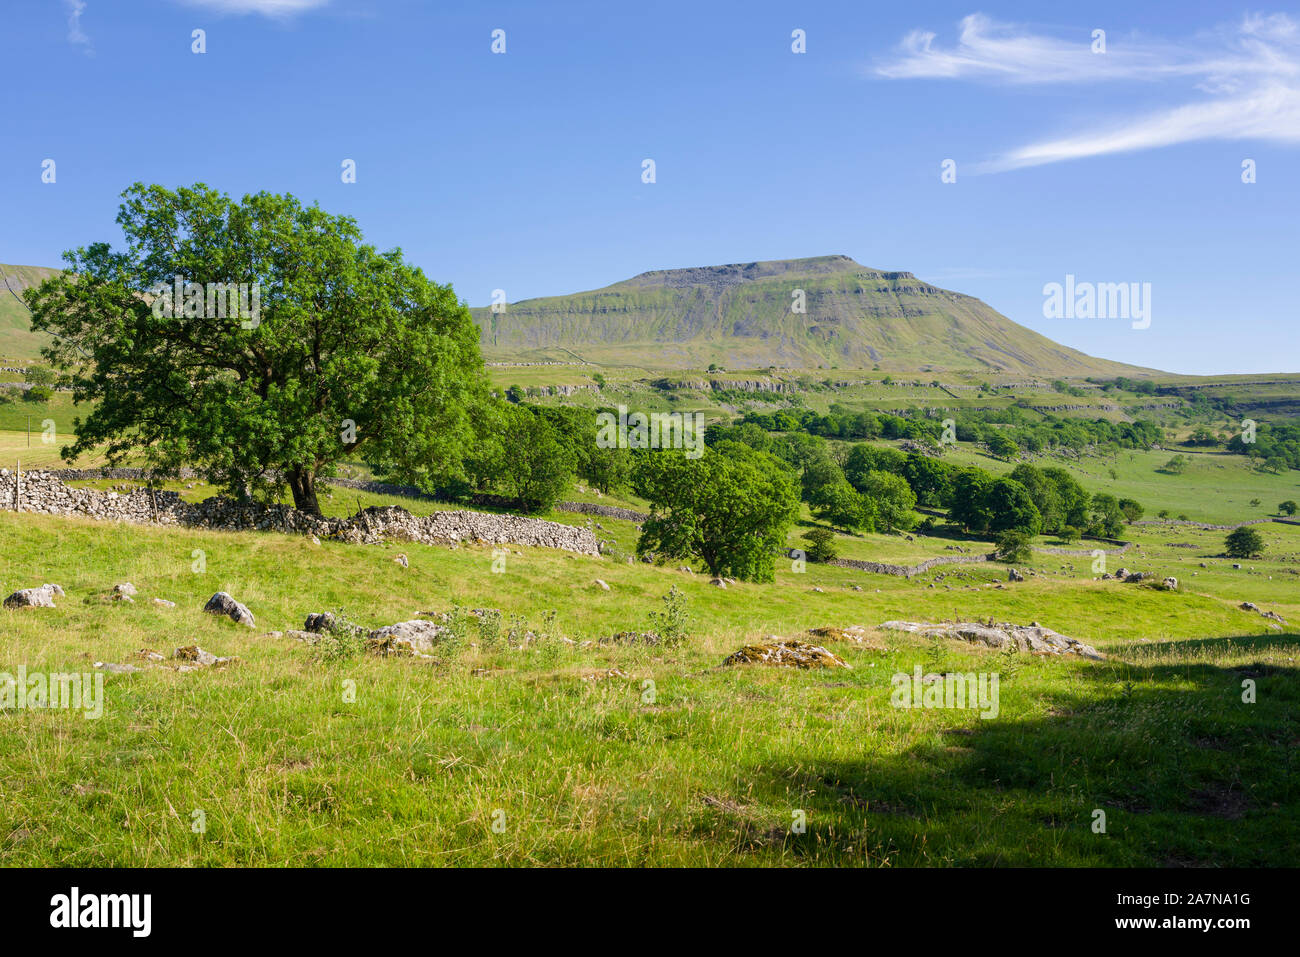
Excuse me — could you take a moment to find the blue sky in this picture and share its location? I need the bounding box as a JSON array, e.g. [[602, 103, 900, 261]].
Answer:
[[2, 0, 1298, 375]]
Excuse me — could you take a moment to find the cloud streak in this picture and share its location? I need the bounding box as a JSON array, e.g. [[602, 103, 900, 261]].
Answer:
[[876, 12, 1300, 172], [172, 0, 330, 17], [65, 0, 92, 55]]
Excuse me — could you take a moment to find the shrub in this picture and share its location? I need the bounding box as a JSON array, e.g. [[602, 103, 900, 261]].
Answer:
[[647, 586, 691, 645], [800, 528, 838, 563], [995, 529, 1033, 564], [1225, 526, 1265, 559]]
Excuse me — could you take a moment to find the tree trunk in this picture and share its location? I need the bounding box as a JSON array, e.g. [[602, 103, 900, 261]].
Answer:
[[287, 468, 321, 516]]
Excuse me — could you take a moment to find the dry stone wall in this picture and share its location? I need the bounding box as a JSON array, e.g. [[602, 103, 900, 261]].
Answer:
[[0, 469, 599, 555]]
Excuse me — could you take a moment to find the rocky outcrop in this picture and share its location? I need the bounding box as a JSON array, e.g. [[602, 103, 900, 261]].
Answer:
[[724, 639, 850, 669], [880, 620, 1105, 660], [1240, 602, 1287, 625]]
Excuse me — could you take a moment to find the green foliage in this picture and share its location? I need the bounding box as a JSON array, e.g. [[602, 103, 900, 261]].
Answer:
[[800, 527, 838, 563], [1224, 526, 1265, 559], [633, 441, 799, 582], [1087, 493, 1127, 539], [858, 469, 917, 533], [983, 477, 1042, 536], [1009, 463, 1063, 532], [810, 479, 874, 532], [1280, 500, 1298, 516], [494, 405, 576, 512], [994, 529, 1033, 563], [986, 431, 1019, 460], [646, 586, 692, 646], [22, 365, 55, 402], [24, 183, 488, 515], [1118, 497, 1144, 523]]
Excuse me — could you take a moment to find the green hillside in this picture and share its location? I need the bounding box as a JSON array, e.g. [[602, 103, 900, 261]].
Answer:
[[473, 255, 1158, 376], [0, 263, 59, 364]]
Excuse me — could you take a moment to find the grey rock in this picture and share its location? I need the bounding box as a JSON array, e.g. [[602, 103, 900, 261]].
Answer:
[[366, 620, 446, 656], [203, 591, 255, 627], [94, 662, 142, 674], [880, 620, 1105, 661], [4, 584, 62, 609]]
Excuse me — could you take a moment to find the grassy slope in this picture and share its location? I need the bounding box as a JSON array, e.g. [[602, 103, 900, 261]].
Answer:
[[0, 264, 58, 365], [0, 479, 1296, 867]]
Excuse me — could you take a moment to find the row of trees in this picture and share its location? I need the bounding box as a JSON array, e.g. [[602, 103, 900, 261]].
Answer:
[[709, 419, 1144, 544], [736, 404, 1164, 459]]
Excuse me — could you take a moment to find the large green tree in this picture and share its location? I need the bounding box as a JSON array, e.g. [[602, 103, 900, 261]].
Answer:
[[25, 183, 487, 515], [633, 441, 799, 582]]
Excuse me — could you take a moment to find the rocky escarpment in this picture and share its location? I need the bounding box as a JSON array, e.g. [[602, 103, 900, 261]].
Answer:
[[0, 469, 600, 555]]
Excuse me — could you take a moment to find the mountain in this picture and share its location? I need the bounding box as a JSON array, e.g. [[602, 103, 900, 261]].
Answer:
[[0, 264, 60, 363], [472, 255, 1156, 375]]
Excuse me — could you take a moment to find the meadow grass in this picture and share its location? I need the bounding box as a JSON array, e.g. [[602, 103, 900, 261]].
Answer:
[[0, 503, 1294, 867]]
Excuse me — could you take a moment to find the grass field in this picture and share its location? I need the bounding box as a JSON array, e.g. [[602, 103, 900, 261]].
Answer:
[[0, 487, 1296, 866]]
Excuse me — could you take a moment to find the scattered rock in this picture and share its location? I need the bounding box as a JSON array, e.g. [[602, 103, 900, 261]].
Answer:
[[151, 598, 176, 608], [4, 584, 63, 609], [304, 612, 339, 633], [113, 583, 138, 598], [880, 620, 1105, 660], [173, 645, 238, 668], [724, 639, 850, 669], [203, 591, 255, 628], [393, 553, 409, 568], [709, 577, 727, 588], [592, 579, 610, 591], [601, 631, 661, 646], [366, 620, 446, 657], [1007, 568, 1024, 582], [94, 662, 141, 674], [579, 667, 630, 683], [1239, 602, 1287, 625]]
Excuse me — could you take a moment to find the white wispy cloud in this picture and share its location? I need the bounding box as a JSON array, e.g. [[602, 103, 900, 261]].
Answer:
[[65, 0, 93, 55], [876, 12, 1300, 172], [172, 0, 330, 17]]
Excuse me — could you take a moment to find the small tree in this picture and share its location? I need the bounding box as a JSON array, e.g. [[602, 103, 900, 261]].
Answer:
[[986, 432, 1019, 461], [1225, 526, 1265, 559], [496, 406, 575, 512], [1280, 500, 1298, 516], [800, 527, 838, 563], [22, 365, 56, 402], [633, 442, 799, 582], [1118, 498, 1144, 523], [810, 480, 873, 533], [995, 529, 1033, 564]]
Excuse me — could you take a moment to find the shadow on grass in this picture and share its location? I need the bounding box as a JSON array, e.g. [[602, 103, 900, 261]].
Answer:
[[698, 642, 1299, 866]]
